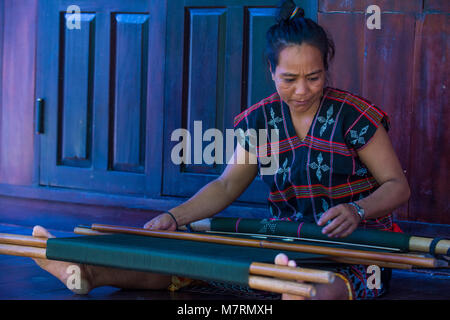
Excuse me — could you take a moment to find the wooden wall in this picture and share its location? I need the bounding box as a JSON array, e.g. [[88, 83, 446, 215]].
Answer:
[[318, 0, 449, 224], [0, 0, 37, 187], [0, 0, 448, 230]]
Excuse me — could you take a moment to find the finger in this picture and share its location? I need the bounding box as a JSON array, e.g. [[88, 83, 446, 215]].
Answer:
[[334, 224, 358, 238], [274, 253, 289, 265], [321, 215, 346, 235], [317, 207, 340, 226], [144, 219, 160, 230], [327, 221, 352, 238], [143, 221, 152, 229]]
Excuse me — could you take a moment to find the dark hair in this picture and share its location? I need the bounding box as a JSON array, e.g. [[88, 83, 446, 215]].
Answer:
[[266, 0, 335, 74]]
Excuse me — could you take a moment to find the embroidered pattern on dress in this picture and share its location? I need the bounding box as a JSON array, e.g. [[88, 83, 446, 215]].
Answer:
[[356, 167, 368, 176], [276, 158, 290, 184], [317, 105, 335, 136], [349, 125, 369, 145], [308, 153, 330, 181], [268, 107, 283, 129]]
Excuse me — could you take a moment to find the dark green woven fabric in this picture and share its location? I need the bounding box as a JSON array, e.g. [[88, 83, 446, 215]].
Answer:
[[46, 233, 324, 286], [211, 218, 410, 252]]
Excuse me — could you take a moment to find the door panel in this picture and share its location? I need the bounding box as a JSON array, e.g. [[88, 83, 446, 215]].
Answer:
[[37, 0, 165, 196], [162, 0, 316, 204]]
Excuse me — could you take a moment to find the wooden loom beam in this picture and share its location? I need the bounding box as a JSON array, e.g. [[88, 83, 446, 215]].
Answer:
[[90, 224, 440, 268], [0, 232, 337, 298]]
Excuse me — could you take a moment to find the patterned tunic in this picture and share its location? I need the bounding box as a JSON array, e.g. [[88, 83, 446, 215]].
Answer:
[[233, 86, 394, 299], [234, 86, 393, 231]]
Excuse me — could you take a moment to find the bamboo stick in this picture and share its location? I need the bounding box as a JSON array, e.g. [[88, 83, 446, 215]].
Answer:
[[0, 236, 317, 297], [73, 227, 107, 236], [0, 243, 46, 259], [248, 275, 316, 298], [0, 233, 47, 248], [330, 257, 413, 269], [249, 262, 334, 284], [0, 230, 413, 270], [409, 237, 450, 255], [187, 218, 450, 256], [91, 224, 439, 268]]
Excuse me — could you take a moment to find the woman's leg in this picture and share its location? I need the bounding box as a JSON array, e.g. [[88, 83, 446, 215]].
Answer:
[[32, 226, 172, 294]]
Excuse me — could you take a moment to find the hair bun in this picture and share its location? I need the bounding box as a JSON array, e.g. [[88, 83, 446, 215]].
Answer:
[[276, 0, 305, 23]]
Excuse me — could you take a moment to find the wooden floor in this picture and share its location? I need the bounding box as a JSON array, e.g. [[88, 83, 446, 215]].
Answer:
[[0, 223, 449, 300]]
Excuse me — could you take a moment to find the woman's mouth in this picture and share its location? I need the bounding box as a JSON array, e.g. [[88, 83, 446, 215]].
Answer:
[[293, 99, 309, 106]]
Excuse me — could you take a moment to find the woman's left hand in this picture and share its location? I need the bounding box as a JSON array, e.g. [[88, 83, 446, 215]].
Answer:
[[317, 204, 361, 238]]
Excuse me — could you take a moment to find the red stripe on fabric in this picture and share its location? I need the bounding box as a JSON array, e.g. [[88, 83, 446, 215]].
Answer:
[[269, 184, 373, 199], [268, 180, 377, 202], [233, 94, 280, 127], [345, 111, 366, 137], [327, 96, 380, 128], [235, 218, 242, 233], [328, 88, 381, 116], [297, 222, 304, 238], [306, 145, 353, 157], [306, 135, 347, 146], [258, 136, 298, 148]]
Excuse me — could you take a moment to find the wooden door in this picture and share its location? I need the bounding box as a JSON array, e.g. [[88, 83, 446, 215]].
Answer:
[[37, 0, 166, 196], [162, 0, 317, 204]]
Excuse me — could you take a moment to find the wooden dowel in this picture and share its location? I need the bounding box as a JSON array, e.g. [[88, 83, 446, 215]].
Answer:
[[249, 262, 334, 284], [409, 237, 450, 255], [248, 275, 316, 298], [0, 233, 47, 248], [0, 243, 47, 259], [91, 224, 439, 268], [0, 237, 316, 298], [73, 227, 107, 236], [330, 257, 413, 270], [186, 219, 450, 256]]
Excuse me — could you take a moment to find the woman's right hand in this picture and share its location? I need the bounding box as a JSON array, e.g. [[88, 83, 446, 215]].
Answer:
[[143, 213, 178, 231]]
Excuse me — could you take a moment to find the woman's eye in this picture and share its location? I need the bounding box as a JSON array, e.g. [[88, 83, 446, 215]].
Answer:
[[283, 78, 295, 83], [308, 77, 319, 81]]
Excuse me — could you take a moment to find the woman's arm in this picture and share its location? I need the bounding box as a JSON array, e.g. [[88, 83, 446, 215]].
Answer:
[[352, 126, 411, 219], [318, 126, 410, 237], [144, 143, 258, 230]]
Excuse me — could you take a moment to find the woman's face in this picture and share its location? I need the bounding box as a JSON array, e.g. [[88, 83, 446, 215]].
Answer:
[[271, 43, 326, 116]]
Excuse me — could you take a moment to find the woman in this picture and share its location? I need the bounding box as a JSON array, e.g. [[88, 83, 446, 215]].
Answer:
[[33, 0, 410, 300]]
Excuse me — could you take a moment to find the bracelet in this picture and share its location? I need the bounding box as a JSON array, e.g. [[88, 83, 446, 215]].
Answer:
[[164, 211, 179, 230], [348, 202, 365, 221]]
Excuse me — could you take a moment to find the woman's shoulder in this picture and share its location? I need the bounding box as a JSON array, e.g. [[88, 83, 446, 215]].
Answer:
[[233, 92, 281, 128], [323, 87, 390, 148], [324, 87, 387, 119], [323, 87, 389, 130]]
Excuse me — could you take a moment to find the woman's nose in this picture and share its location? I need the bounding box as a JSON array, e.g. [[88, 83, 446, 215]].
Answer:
[[294, 80, 308, 95]]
